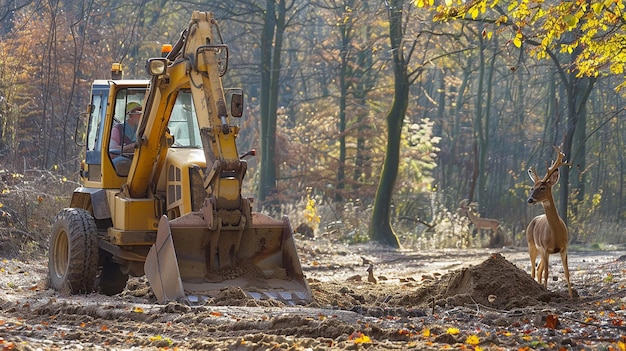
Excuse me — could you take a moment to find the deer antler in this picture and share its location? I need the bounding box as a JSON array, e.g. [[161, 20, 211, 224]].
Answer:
[[529, 165, 540, 182], [542, 145, 571, 183]]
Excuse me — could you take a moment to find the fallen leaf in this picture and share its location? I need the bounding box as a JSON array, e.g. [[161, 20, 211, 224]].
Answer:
[[398, 329, 411, 336], [447, 327, 460, 335], [349, 332, 371, 344], [465, 334, 480, 345], [545, 314, 559, 329]]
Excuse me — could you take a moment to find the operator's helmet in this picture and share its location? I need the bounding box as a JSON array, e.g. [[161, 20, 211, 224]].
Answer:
[[125, 102, 142, 114]]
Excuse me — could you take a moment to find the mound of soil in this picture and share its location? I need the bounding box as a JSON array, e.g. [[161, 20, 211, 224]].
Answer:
[[421, 253, 563, 309], [310, 252, 564, 316]]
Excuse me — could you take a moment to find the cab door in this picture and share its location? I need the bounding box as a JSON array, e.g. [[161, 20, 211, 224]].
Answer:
[[82, 83, 110, 183]]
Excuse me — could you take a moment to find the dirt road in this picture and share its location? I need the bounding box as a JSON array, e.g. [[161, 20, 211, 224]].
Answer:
[[1, 238, 626, 350]]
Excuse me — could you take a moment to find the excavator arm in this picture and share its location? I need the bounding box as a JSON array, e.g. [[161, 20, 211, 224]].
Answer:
[[127, 11, 244, 217]]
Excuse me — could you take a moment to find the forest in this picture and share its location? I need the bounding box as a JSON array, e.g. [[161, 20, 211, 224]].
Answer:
[[0, 0, 624, 250]]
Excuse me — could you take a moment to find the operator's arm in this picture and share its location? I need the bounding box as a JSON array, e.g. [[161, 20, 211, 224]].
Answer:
[[110, 125, 136, 154]]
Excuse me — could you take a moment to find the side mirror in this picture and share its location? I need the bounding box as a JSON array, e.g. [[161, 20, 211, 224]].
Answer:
[[227, 89, 244, 117], [74, 112, 89, 147]]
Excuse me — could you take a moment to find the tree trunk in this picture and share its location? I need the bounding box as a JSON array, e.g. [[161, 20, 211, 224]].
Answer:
[[258, 0, 285, 211], [480, 33, 496, 206], [369, 0, 407, 248], [472, 32, 485, 204], [352, 20, 375, 194], [559, 74, 594, 225], [336, 14, 349, 202]]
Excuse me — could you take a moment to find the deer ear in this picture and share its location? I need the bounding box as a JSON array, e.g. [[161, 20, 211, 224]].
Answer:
[[548, 168, 560, 185]]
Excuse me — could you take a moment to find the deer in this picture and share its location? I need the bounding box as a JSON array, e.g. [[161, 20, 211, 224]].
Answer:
[[526, 145, 573, 298], [458, 199, 500, 236]]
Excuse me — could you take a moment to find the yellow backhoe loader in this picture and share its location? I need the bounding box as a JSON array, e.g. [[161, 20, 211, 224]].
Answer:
[[48, 11, 311, 304]]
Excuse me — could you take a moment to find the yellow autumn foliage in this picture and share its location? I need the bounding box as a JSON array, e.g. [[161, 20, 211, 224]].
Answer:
[[416, 0, 626, 90]]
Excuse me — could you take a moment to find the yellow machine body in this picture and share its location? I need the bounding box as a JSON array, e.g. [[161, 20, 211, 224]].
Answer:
[[49, 11, 311, 304]]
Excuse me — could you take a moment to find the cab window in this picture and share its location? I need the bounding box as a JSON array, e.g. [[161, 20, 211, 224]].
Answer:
[[168, 90, 201, 148]]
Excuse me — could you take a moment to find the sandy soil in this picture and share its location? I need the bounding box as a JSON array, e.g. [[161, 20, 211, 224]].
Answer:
[[2, 236, 626, 350]]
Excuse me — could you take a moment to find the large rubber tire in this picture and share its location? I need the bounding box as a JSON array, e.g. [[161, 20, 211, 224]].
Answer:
[[97, 254, 129, 296], [48, 208, 99, 294]]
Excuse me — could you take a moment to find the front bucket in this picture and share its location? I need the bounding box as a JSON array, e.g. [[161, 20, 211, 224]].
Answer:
[[144, 212, 312, 304]]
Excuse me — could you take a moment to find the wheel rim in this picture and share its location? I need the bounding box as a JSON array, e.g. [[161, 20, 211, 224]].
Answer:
[[52, 229, 69, 279]]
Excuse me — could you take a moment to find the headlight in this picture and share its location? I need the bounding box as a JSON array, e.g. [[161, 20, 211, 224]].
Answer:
[[146, 58, 167, 76]]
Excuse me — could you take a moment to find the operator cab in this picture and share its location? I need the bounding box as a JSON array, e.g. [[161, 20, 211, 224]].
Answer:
[[82, 80, 201, 188], [82, 80, 147, 187]]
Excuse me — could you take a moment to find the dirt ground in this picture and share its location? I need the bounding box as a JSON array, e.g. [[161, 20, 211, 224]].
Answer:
[[2, 235, 626, 350]]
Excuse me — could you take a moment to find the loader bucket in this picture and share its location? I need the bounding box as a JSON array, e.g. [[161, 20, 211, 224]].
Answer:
[[144, 212, 312, 304]]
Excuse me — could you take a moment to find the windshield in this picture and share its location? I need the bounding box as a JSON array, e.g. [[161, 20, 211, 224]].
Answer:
[[169, 90, 201, 148], [114, 88, 145, 124]]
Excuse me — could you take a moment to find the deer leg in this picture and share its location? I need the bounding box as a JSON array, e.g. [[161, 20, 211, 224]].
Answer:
[[528, 243, 538, 279], [539, 250, 550, 289], [535, 250, 544, 285], [526, 221, 538, 279], [536, 258, 543, 283], [560, 250, 573, 298]]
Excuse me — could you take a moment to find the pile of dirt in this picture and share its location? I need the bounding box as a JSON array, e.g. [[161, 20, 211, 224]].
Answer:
[[386, 253, 564, 310], [307, 252, 568, 317]]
